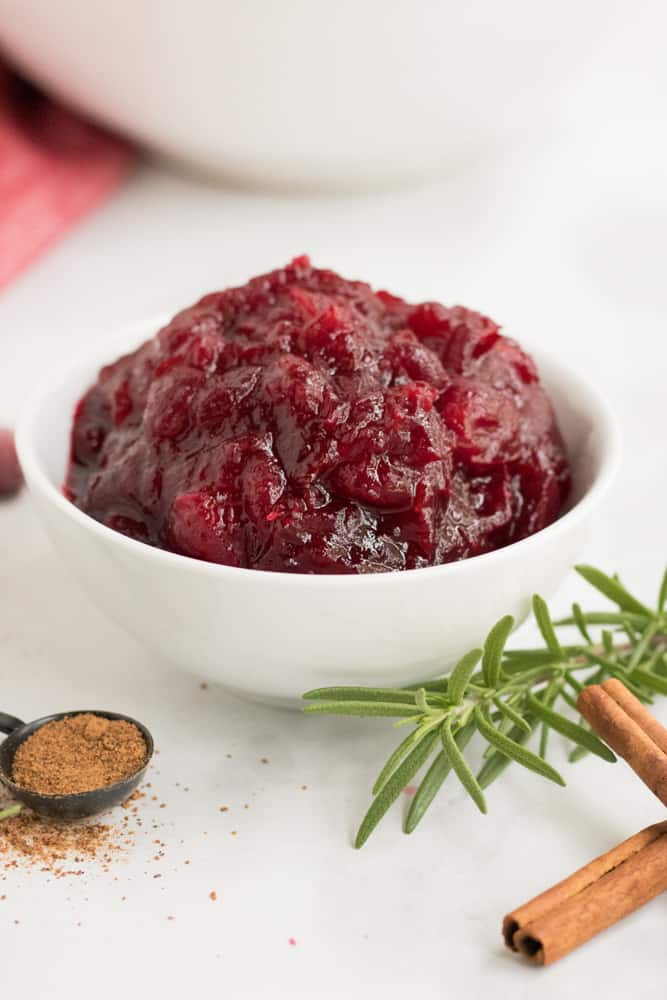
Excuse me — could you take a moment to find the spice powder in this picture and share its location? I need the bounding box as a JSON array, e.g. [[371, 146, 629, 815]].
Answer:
[[12, 713, 147, 795], [0, 811, 115, 871]]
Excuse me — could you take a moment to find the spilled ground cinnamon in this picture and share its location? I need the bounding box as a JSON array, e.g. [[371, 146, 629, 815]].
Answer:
[[578, 678, 667, 806], [504, 822, 667, 965], [12, 713, 147, 795], [0, 810, 116, 872], [0, 788, 155, 877]]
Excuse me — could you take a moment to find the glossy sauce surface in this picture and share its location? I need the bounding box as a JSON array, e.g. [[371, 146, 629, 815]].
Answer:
[[66, 258, 570, 573]]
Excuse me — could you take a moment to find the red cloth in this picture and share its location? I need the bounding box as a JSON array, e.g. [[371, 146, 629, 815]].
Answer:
[[0, 66, 133, 289]]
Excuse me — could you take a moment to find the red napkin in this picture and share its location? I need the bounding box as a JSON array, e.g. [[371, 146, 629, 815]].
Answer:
[[0, 66, 134, 289]]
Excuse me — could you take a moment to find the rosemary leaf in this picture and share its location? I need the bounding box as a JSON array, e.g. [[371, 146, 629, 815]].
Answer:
[[503, 648, 582, 660], [482, 615, 514, 688], [303, 687, 418, 704], [448, 648, 483, 704], [627, 622, 661, 673], [354, 729, 440, 848], [477, 751, 513, 789], [537, 678, 560, 759], [643, 647, 667, 677], [575, 565, 653, 618], [563, 670, 584, 696], [539, 722, 550, 760], [526, 693, 617, 761], [487, 713, 516, 758], [621, 618, 639, 643], [532, 595, 564, 657], [502, 648, 580, 672], [441, 717, 486, 814], [403, 750, 451, 833], [654, 651, 667, 678], [658, 566, 667, 613], [571, 602, 592, 643], [493, 697, 531, 735], [474, 706, 566, 786], [583, 653, 654, 701], [304, 701, 420, 718], [401, 679, 450, 693], [630, 666, 667, 696], [559, 687, 580, 712], [477, 720, 533, 789], [583, 651, 620, 674], [404, 721, 477, 833], [555, 611, 650, 627], [372, 721, 439, 796]]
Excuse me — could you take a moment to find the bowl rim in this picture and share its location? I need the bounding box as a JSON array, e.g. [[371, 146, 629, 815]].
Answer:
[[16, 316, 622, 589]]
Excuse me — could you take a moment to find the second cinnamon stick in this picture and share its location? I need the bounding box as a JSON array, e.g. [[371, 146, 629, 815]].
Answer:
[[577, 677, 667, 806], [504, 821, 667, 965]]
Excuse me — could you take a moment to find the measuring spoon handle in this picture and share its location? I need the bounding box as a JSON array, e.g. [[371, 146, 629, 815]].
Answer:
[[0, 714, 25, 735]]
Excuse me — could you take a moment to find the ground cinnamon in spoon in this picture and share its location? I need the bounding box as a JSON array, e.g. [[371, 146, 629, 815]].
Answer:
[[12, 714, 147, 795]]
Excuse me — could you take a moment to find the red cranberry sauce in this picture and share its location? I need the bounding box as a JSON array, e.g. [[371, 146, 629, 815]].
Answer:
[[66, 257, 570, 573]]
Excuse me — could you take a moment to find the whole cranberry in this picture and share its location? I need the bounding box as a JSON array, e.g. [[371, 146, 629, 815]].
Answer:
[[0, 429, 23, 497]]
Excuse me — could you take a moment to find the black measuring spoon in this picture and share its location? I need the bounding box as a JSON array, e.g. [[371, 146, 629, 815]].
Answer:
[[0, 710, 154, 820]]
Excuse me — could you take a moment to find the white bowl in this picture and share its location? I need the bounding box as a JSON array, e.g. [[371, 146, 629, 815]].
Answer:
[[16, 318, 620, 705], [0, 1, 607, 189]]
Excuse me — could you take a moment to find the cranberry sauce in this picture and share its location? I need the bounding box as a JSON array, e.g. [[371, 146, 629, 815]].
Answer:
[[66, 257, 570, 573]]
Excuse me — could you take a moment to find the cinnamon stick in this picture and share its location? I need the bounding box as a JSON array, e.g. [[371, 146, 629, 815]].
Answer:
[[577, 678, 667, 805], [503, 821, 667, 965]]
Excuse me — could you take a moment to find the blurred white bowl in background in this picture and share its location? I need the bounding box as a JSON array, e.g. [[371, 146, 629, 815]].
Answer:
[[0, 0, 608, 189]]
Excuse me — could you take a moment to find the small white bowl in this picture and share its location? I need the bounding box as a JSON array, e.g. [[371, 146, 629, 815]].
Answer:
[[16, 318, 620, 705]]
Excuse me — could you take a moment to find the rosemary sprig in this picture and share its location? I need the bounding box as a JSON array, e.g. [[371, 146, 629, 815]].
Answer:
[[303, 564, 667, 848]]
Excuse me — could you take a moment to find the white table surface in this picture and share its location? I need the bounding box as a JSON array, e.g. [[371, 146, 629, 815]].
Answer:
[[2, 70, 667, 998]]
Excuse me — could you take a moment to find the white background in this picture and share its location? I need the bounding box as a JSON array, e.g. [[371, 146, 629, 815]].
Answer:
[[1, 9, 667, 998]]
